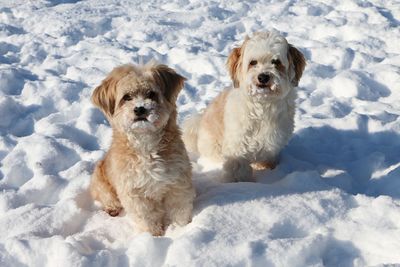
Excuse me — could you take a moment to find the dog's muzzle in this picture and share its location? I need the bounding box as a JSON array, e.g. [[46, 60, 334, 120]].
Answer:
[[134, 106, 149, 122], [256, 72, 273, 89], [250, 72, 279, 97], [258, 73, 271, 84]]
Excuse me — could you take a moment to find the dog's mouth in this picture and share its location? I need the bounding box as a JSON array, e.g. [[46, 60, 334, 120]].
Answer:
[[134, 117, 148, 122], [256, 83, 269, 89], [130, 116, 156, 132], [251, 83, 279, 96]]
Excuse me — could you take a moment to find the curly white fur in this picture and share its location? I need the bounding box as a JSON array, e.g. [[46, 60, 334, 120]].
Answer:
[[183, 31, 306, 182]]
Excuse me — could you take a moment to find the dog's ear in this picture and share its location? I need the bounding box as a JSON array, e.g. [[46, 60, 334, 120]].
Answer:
[[227, 46, 243, 88], [92, 78, 116, 119], [152, 64, 186, 102], [288, 44, 306, 86], [92, 65, 134, 118]]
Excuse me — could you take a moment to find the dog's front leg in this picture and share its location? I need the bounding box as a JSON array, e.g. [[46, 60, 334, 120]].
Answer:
[[164, 182, 195, 227], [90, 162, 122, 217], [222, 157, 254, 182], [120, 190, 165, 236]]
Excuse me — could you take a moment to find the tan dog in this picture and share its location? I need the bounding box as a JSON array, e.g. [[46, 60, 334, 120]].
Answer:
[[90, 62, 195, 236], [183, 31, 306, 182]]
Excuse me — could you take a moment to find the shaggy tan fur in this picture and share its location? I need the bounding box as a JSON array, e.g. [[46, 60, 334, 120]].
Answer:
[[90, 62, 195, 236]]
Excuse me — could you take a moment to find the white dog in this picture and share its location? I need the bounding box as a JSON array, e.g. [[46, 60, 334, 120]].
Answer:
[[183, 31, 306, 182], [90, 62, 195, 236]]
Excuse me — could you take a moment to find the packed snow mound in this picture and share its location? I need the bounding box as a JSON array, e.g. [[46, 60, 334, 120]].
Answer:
[[0, 0, 400, 266]]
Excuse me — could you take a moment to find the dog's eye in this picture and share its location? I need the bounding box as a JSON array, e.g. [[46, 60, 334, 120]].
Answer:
[[146, 91, 157, 100], [249, 60, 258, 66], [272, 59, 281, 66], [122, 94, 132, 101]]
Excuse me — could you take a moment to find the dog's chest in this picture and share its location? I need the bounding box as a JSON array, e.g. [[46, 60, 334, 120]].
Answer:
[[244, 117, 287, 157], [123, 153, 182, 197], [224, 101, 293, 160]]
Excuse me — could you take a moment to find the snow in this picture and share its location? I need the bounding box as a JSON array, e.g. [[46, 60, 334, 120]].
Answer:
[[0, 0, 400, 266]]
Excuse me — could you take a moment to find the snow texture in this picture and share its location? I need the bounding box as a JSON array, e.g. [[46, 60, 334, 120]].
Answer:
[[1, 0, 400, 266]]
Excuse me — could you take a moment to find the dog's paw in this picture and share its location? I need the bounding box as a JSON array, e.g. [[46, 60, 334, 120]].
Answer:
[[251, 161, 277, 171], [164, 206, 192, 228], [137, 222, 165, 236], [172, 213, 192, 227], [150, 226, 165, 237], [104, 206, 122, 217], [222, 158, 254, 182]]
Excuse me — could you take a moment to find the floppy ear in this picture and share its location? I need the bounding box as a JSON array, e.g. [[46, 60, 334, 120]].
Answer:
[[288, 44, 306, 86], [92, 65, 134, 119], [92, 78, 117, 119], [152, 64, 186, 102], [226, 46, 243, 88], [227, 37, 249, 88]]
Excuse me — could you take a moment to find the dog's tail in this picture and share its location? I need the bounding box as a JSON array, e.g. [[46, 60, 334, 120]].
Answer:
[[182, 113, 202, 155]]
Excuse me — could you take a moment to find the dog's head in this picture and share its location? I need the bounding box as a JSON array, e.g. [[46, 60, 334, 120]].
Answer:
[[227, 31, 306, 100], [92, 62, 185, 134]]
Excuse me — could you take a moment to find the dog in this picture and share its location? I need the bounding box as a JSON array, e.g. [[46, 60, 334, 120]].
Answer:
[[183, 31, 306, 182], [90, 62, 195, 236]]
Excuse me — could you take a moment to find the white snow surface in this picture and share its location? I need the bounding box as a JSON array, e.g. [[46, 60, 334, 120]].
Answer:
[[1, 0, 400, 266]]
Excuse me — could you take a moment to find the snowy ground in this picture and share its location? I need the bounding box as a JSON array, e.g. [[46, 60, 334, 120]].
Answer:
[[1, 0, 400, 266]]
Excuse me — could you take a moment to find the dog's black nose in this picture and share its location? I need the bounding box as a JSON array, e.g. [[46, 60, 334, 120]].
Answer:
[[258, 73, 271, 84], [134, 106, 147, 116]]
